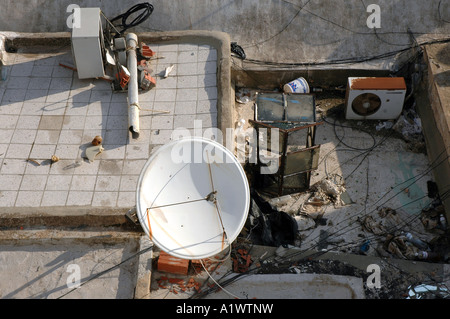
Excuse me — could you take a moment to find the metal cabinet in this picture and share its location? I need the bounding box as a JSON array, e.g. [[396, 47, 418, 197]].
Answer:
[[250, 92, 322, 196], [71, 8, 106, 79]]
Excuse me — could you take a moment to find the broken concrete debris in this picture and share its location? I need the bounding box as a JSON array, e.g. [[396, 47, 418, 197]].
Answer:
[[157, 251, 190, 275], [232, 248, 253, 273], [310, 176, 347, 207], [294, 214, 316, 231]]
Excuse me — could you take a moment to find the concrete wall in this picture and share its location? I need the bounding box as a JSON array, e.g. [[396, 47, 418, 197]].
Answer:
[[0, 0, 448, 66]]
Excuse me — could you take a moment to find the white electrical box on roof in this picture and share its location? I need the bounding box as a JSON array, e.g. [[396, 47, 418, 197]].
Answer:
[[345, 77, 407, 120], [71, 8, 105, 79]]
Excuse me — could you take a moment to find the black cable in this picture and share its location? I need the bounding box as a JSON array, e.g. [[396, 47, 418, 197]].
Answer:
[[193, 168, 450, 299], [231, 42, 246, 60], [239, 37, 450, 68], [281, 0, 449, 37], [243, 0, 312, 49], [110, 2, 154, 35], [191, 199, 433, 299], [296, 146, 450, 252], [326, 115, 377, 152], [301, 150, 450, 250]]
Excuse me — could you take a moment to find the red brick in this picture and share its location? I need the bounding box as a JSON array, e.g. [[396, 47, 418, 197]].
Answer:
[[157, 251, 189, 275]]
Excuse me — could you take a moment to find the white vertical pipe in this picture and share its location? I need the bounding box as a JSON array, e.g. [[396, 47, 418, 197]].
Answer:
[[126, 33, 140, 139]]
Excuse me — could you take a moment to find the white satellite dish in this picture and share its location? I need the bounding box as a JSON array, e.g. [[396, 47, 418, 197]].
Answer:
[[136, 137, 250, 260]]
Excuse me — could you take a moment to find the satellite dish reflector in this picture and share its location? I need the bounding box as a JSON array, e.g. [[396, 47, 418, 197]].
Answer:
[[136, 137, 250, 260]]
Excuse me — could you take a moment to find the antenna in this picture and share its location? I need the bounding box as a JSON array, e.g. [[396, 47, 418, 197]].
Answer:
[[136, 137, 250, 260]]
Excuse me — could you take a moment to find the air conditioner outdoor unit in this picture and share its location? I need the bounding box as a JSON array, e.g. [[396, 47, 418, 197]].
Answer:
[[71, 7, 106, 79], [345, 77, 407, 120]]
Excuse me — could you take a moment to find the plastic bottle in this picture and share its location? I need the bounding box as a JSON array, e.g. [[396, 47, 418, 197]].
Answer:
[[439, 214, 447, 229], [415, 251, 440, 261], [1, 65, 8, 81], [405, 232, 429, 251], [359, 240, 371, 254], [235, 119, 245, 134], [416, 251, 428, 260]]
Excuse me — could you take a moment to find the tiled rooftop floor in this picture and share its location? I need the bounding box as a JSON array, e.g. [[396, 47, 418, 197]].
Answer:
[[0, 43, 218, 208]]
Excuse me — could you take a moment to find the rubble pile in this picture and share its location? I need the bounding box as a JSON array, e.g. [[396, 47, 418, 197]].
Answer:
[[243, 173, 449, 265], [360, 204, 449, 262]]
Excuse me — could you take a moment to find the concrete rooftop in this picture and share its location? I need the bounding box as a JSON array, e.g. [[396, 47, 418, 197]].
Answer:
[[0, 42, 218, 210], [0, 30, 448, 301]]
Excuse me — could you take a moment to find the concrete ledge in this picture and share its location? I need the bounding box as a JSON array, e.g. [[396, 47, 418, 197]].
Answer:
[[204, 273, 366, 299], [0, 228, 142, 245], [134, 235, 153, 299], [0, 206, 133, 228], [231, 67, 391, 90], [420, 43, 450, 220]]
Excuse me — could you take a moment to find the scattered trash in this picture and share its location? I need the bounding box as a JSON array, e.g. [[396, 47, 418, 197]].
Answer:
[[420, 199, 447, 232], [393, 106, 422, 135], [300, 176, 347, 219], [392, 106, 426, 152], [234, 118, 245, 135], [407, 284, 450, 299], [267, 195, 292, 210], [283, 77, 310, 94], [50, 155, 59, 163], [85, 145, 104, 162], [404, 232, 429, 250], [247, 193, 298, 247], [1, 64, 8, 81], [140, 70, 156, 90], [235, 88, 255, 104], [91, 135, 103, 146], [105, 49, 116, 65], [116, 64, 130, 89], [375, 121, 394, 131], [384, 234, 418, 260], [294, 214, 316, 231], [439, 214, 447, 229], [232, 248, 253, 273], [26, 158, 41, 166], [357, 205, 447, 260], [125, 206, 139, 225], [359, 240, 371, 254], [315, 178, 346, 205], [415, 251, 436, 260], [361, 215, 384, 235], [140, 42, 156, 58], [137, 59, 152, 72], [163, 64, 175, 78]]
